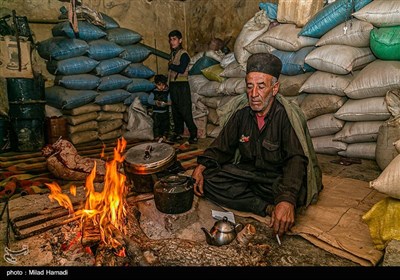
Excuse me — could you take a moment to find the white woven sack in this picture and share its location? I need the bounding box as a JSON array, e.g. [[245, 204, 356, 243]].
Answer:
[[375, 117, 400, 170], [234, 10, 271, 67], [220, 61, 246, 78], [352, 0, 400, 28], [220, 53, 236, 69], [205, 50, 225, 63], [312, 134, 347, 155], [370, 153, 400, 198], [300, 94, 347, 120], [299, 71, 356, 96], [338, 142, 376, 160], [307, 113, 345, 138], [305, 45, 376, 75], [316, 19, 373, 48], [188, 75, 210, 94], [217, 78, 246, 96], [334, 97, 391, 122], [198, 81, 221, 98], [333, 120, 384, 144], [198, 96, 224, 110], [279, 73, 312, 97], [244, 36, 276, 55], [385, 89, 400, 118], [344, 60, 400, 99], [258, 23, 318, 52]]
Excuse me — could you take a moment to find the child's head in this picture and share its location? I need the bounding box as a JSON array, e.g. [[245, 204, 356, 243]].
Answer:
[[168, 30, 183, 49], [154, 74, 168, 90]]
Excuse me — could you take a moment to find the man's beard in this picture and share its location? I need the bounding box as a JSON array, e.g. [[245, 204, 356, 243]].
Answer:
[[250, 92, 274, 114]]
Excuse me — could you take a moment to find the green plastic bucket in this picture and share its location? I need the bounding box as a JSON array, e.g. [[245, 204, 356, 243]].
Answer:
[[10, 118, 45, 152], [0, 118, 11, 153], [8, 100, 46, 119], [6, 75, 45, 102]]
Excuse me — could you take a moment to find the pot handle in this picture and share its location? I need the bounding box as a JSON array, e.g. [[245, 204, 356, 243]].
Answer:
[[143, 145, 153, 160]]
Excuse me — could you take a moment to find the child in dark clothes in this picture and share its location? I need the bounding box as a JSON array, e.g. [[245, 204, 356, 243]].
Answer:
[[148, 74, 171, 141]]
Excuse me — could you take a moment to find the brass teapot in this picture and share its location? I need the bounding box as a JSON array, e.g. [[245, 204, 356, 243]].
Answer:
[[202, 216, 243, 246]]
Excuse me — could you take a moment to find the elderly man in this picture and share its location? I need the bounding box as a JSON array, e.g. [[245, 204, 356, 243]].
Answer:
[[192, 53, 322, 237]]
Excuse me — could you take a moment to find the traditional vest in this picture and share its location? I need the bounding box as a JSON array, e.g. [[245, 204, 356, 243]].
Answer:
[[168, 48, 189, 82]]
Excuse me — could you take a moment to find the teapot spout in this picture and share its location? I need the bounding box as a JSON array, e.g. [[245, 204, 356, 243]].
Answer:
[[201, 227, 214, 245]]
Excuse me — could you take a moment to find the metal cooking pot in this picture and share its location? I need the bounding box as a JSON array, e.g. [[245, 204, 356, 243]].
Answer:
[[123, 142, 177, 193], [154, 175, 194, 214]]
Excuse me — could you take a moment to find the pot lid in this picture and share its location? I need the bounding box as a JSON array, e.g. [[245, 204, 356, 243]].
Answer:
[[124, 142, 175, 174], [214, 216, 235, 232], [160, 175, 188, 185]]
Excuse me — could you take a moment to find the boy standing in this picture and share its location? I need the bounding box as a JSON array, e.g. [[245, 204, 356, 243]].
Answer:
[[148, 74, 171, 141], [167, 30, 198, 144]]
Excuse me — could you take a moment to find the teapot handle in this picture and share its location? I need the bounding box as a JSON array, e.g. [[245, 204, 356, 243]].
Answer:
[[235, 222, 244, 233]]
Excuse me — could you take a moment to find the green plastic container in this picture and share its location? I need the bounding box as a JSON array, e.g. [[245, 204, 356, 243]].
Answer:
[[6, 75, 45, 102], [8, 101, 46, 119], [10, 118, 45, 152], [0, 118, 11, 153]]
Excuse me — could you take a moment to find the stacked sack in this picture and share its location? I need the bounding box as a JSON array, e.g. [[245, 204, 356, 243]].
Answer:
[[296, 0, 377, 160], [188, 0, 400, 165], [300, 0, 400, 162], [350, 0, 400, 168], [38, 11, 155, 145], [188, 9, 272, 138], [188, 50, 230, 139]]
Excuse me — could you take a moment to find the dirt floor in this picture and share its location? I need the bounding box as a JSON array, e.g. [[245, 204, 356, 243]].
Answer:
[[0, 137, 383, 268]]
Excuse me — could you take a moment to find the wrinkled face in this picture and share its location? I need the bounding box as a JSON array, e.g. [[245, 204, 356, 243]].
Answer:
[[246, 72, 279, 116], [169, 36, 182, 50]]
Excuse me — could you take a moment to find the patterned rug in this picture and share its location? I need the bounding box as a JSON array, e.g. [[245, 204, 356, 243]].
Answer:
[[0, 139, 204, 202]]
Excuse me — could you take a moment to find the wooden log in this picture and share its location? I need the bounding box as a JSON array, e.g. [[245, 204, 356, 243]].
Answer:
[[95, 206, 269, 266], [235, 224, 256, 246]]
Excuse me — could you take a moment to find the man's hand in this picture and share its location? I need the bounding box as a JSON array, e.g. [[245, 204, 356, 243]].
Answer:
[[192, 164, 206, 196], [268, 201, 295, 237]]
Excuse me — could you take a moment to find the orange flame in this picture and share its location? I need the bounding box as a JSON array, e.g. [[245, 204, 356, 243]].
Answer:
[[46, 137, 129, 250], [46, 182, 74, 214], [70, 185, 76, 196], [100, 143, 106, 159]]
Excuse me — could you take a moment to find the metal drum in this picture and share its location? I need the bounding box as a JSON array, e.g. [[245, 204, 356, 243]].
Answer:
[[123, 142, 177, 193]]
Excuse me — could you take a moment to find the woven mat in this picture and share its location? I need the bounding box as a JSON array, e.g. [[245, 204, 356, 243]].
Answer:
[[0, 140, 204, 202]]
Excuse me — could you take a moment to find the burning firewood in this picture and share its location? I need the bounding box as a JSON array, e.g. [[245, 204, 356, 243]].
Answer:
[[46, 138, 270, 266]]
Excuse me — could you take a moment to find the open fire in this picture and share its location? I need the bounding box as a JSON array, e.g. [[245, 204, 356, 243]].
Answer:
[[39, 138, 268, 266], [45, 138, 128, 254]]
